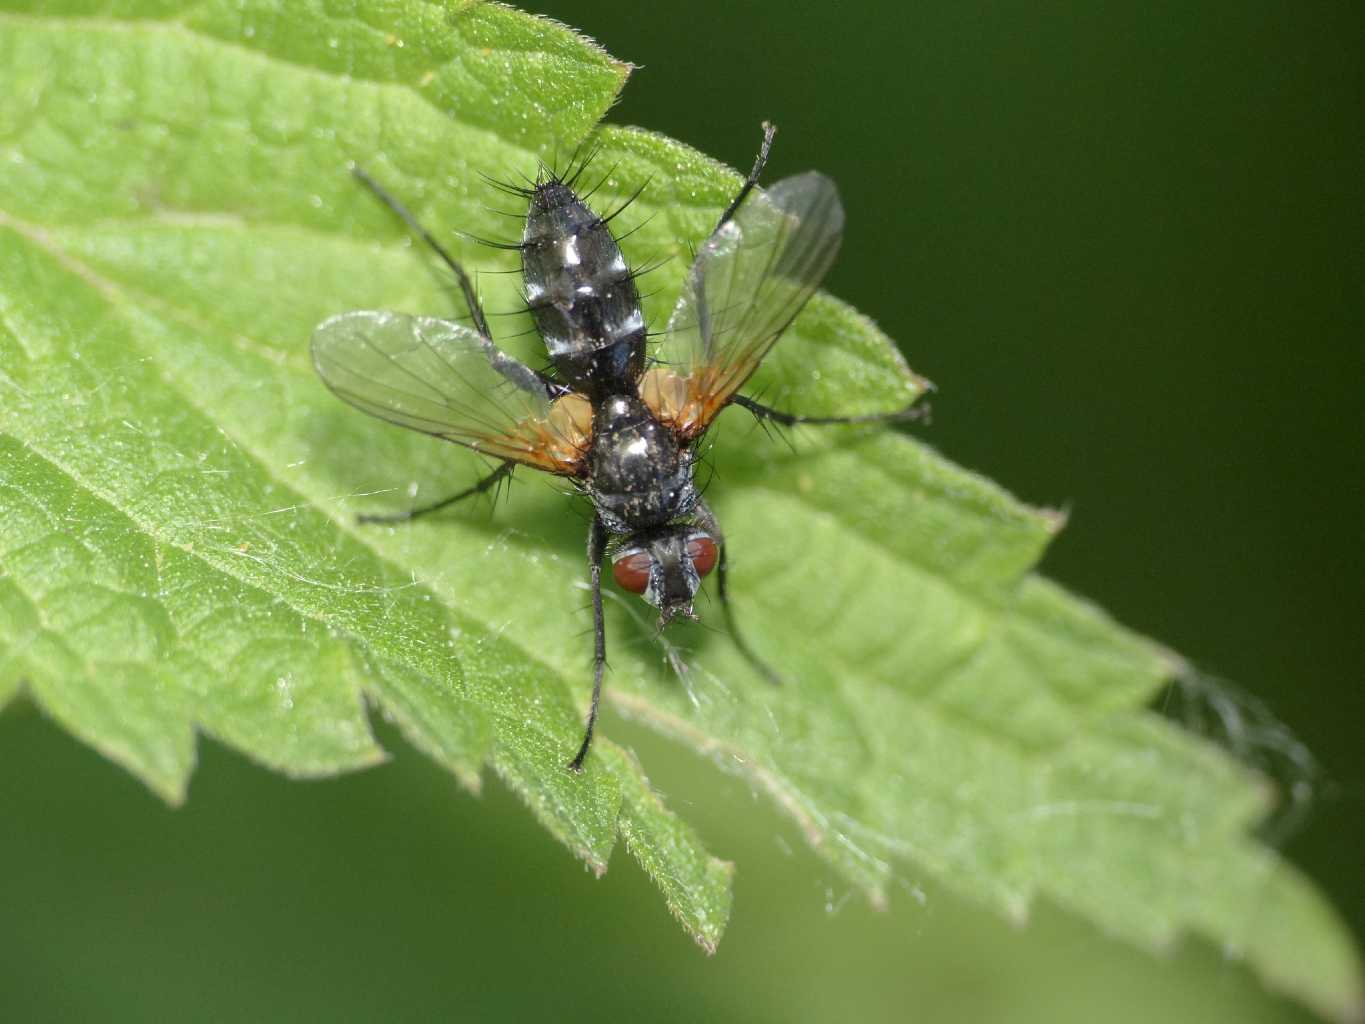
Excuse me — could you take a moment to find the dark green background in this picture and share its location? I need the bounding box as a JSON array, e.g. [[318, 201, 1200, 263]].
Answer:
[[2, 2, 1360, 1021]]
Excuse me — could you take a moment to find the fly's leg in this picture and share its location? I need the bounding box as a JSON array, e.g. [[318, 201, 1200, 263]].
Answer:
[[569, 515, 610, 772], [716, 544, 784, 686], [716, 121, 777, 231], [352, 165, 555, 400], [698, 123, 779, 354], [695, 499, 782, 686], [358, 461, 514, 526], [733, 393, 930, 428]]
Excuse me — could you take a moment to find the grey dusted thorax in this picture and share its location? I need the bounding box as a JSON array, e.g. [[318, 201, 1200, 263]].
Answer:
[[522, 181, 646, 397], [587, 395, 698, 535]]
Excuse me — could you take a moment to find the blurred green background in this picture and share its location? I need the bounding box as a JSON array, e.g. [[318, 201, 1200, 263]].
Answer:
[[2, 1, 1360, 1021]]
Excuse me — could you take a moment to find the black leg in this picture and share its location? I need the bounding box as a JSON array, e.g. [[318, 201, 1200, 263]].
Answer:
[[358, 462, 513, 525], [716, 122, 778, 231], [733, 393, 930, 428], [569, 515, 610, 772], [351, 165, 555, 401], [694, 124, 778, 356], [694, 499, 782, 686]]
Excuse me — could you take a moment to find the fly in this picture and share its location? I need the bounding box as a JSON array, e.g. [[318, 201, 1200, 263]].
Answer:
[[311, 124, 922, 771]]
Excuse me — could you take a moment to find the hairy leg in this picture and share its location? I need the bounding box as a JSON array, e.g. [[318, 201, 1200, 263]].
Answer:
[[352, 165, 555, 400], [569, 515, 610, 772], [733, 393, 929, 428], [694, 498, 782, 686], [715, 121, 778, 231], [358, 462, 513, 526]]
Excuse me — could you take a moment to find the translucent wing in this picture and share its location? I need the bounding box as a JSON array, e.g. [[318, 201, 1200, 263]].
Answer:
[[644, 172, 844, 439], [311, 310, 591, 475]]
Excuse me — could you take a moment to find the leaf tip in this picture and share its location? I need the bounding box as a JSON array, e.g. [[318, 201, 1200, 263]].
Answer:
[[453, 766, 483, 796], [1004, 895, 1032, 928], [1039, 504, 1070, 535], [152, 774, 192, 808]]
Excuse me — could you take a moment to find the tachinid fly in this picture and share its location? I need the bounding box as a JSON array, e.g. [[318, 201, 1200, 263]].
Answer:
[[311, 124, 920, 771]]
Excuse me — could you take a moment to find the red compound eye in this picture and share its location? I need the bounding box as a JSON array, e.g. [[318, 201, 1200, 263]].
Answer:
[[687, 535, 717, 577], [612, 550, 652, 594]]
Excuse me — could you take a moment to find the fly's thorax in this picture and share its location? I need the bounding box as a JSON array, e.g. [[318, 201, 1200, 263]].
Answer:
[[522, 181, 645, 395], [587, 394, 697, 533]]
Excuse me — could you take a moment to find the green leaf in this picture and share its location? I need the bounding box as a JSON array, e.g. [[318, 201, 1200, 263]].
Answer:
[[0, 2, 1357, 1019]]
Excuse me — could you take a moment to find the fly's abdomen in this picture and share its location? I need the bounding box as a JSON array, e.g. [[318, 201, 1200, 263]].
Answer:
[[522, 181, 645, 395]]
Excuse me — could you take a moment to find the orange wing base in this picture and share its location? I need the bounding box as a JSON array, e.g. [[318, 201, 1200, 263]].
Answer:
[[479, 392, 594, 475], [639, 368, 731, 442]]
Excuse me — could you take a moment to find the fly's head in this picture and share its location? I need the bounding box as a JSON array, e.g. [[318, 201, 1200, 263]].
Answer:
[[611, 526, 718, 629]]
